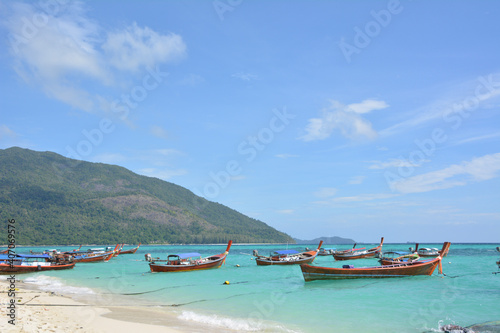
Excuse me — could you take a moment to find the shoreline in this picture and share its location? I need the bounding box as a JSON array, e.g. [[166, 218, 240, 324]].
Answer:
[[0, 276, 183, 333]]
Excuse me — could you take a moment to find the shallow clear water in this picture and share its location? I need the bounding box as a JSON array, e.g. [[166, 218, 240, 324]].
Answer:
[[15, 243, 500, 332]]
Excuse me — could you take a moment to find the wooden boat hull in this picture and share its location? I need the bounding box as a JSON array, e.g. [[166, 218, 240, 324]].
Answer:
[[255, 254, 317, 266], [301, 242, 450, 281], [71, 251, 114, 263], [149, 241, 232, 273], [333, 237, 384, 261], [255, 241, 323, 266], [119, 243, 141, 255], [150, 255, 226, 272], [333, 251, 378, 261], [301, 261, 439, 281], [0, 262, 75, 274]]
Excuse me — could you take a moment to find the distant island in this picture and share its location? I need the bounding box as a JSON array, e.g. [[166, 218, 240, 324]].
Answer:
[[0, 147, 294, 245], [294, 236, 355, 245]]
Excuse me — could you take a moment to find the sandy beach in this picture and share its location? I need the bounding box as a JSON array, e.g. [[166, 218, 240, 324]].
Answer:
[[0, 277, 181, 333]]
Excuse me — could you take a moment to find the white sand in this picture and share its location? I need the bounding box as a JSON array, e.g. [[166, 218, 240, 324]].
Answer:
[[0, 278, 181, 333]]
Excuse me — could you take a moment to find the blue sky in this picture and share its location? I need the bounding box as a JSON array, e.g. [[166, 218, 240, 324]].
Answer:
[[1, 0, 500, 243]]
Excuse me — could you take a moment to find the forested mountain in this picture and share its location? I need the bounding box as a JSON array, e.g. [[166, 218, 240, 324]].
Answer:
[[0, 147, 294, 245]]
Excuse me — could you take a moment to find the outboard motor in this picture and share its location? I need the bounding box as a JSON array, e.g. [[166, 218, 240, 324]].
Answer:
[[145, 253, 152, 262], [252, 250, 258, 257]]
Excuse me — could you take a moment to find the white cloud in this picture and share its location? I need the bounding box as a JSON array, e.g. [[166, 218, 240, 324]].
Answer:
[[369, 158, 429, 169], [380, 74, 500, 137], [275, 153, 299, 159], [332, 193, 399, 203], [103, 23, 185, 72], [154, 148, 182, 156], [390, 153, 500, 193], [0, 125, 16, 139], [91, 153, 126, 164], [3, 1, 186, 113], [139, 167, 187, 180], [314, 187, 337, 198], [347, 99, 389, 114], [300, 99, 387, 142], [349, 176, 365, 184], [150, 126, 170, 140], [276, 209, 294, 214], [453, 132, 500, 146], [232, 72, 258, 81]]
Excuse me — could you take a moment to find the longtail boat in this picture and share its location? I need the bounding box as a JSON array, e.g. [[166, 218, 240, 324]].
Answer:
[[417, 246, 442, 257], [118, 243, 141, 255], [147, 241, 232, 272], [318, 248, 336, 256], [378, 251, 420, 266], [254, 241, 323, 266], [379, 243, 450, 265], [67, 244, 120, 263], [333, 237, 384, 261], [300, 242, 450, 281], [0, 254, 75, 274]]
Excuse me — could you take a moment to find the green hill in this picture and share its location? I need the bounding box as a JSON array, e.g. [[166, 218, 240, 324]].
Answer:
[[0, 147, 294, 245]]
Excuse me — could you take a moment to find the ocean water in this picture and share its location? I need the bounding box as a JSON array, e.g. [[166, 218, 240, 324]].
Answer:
[[13, 243, 500, 332]]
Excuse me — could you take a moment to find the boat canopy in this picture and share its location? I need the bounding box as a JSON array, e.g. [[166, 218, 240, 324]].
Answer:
[[274, 250, 299, 255], [168, 252, 201, 259], [0, 254, 51, 260], [386, 251, 409, 255], [17, 254, 52, 259]]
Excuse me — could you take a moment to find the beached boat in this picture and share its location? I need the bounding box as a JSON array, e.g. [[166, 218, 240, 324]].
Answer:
[[300, 242, 450, 281], [333, 237, 384, 261], [147, 241, 232, 272], [0, 254, 76, 274], [253, 241, 323, 266], [118, 243, 141, 255]]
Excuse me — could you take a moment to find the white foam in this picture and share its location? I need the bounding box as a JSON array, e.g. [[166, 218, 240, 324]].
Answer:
[[23, 275, 95, 295], [178, 311, 299, 332]]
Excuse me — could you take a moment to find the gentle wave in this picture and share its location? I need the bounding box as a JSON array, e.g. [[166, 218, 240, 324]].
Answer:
[[23, 275, 95, 295], [178, 310, 300, 332]]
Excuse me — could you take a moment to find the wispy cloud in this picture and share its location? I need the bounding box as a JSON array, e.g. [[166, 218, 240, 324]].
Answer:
[[300, 99, 388, 142], [150, 126, 170, 140], [232, 72, 258, 81], [3, 1, 186, 112], [313, 187, 337, 198], [138, 167, 187, 180], [275, 153, 299, 159], [349, 176, 365, 184], [276, 209, 294, 214], [380, 74, 500, 137], [103, 22, 185, 72], [453, 132, 500, 146], [391, 152, 500, 193], [332, 193, 399, 203], [369, 158, 429, 170], [0, 125, 16, 139], [90, 153, 127, 164]]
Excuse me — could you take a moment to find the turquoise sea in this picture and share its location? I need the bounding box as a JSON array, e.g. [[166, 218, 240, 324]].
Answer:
[[12, 243, 500, 332]]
